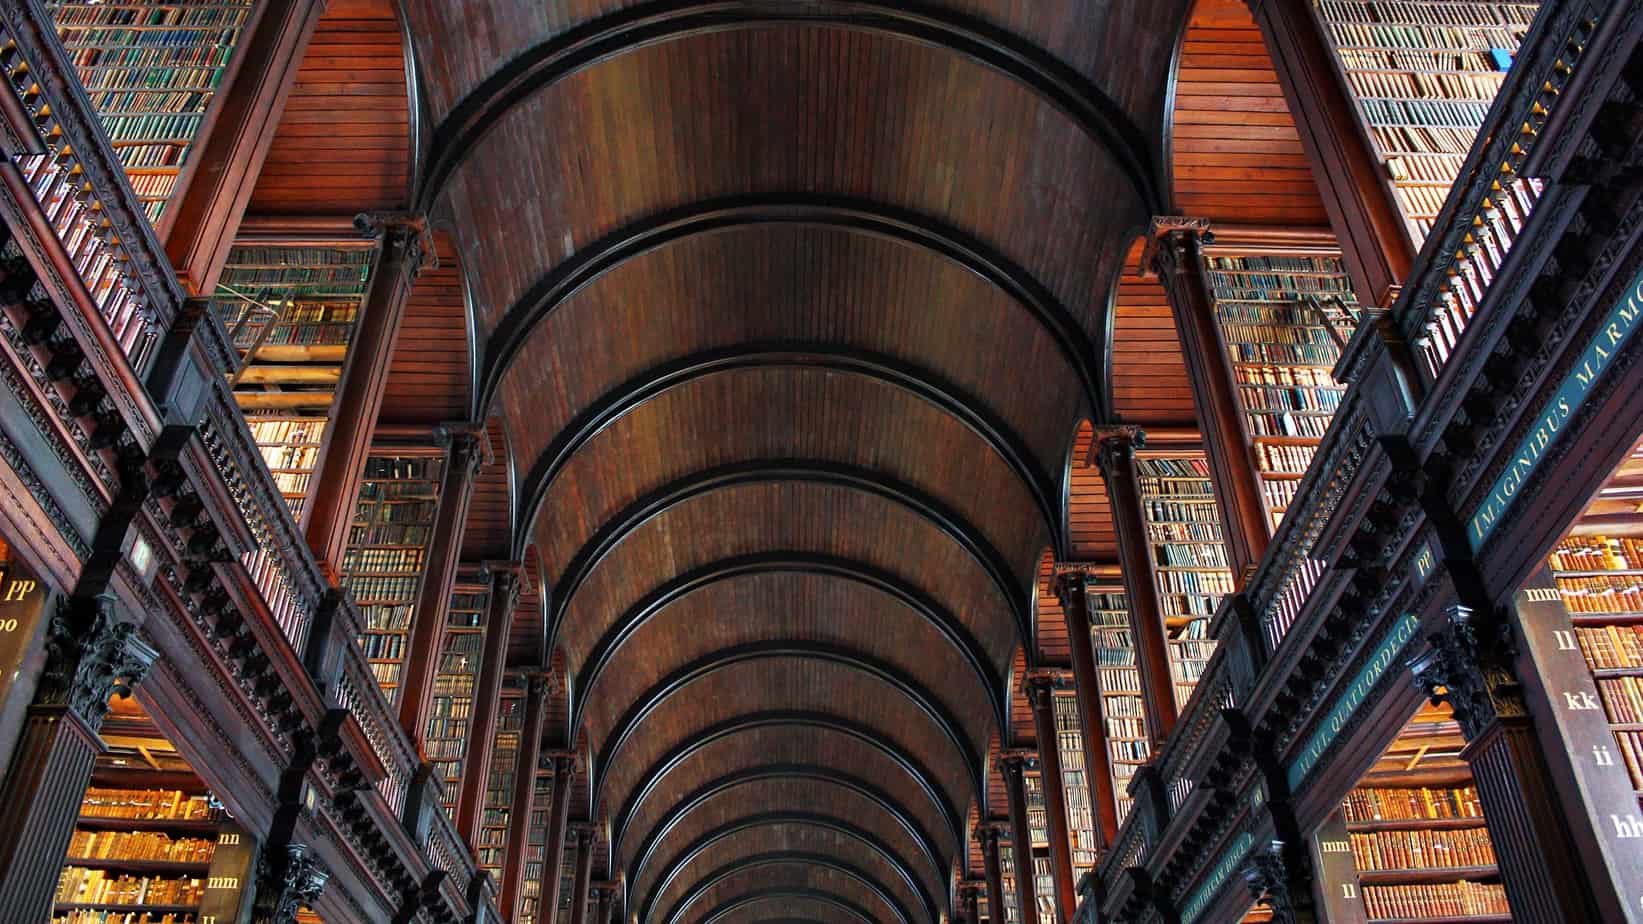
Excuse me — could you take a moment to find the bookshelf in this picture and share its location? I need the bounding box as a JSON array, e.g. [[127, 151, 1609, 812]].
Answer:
[[1032, 854, 1054, 924], [998, 840, 1021, 924], [1204, 252, 1359, 532], [517, 774, 551, 924], [212, 245, 372, 518], [1310, 0, 1541, 247], [341, 451, 443, 706], [1548, 440, 1643, 799], [477, 678, 526, 885], [47, 0, 258, 224], [1051, 692, 1098, 874], [1330, 704, 1513, 923], [1133, 452, 1233, 711], [1023, 772, 1049, 848], [426, 582, 488, 820], [1086, 586, 1149, 824], [54, 699, 254, 924]]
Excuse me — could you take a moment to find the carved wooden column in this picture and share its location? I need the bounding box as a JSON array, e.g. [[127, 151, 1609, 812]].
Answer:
[[250, 842, 331, 924], [302, 214, 430, 580], [500, 676, 549, 919], [1243, 839, 1321, 924], [1025, 672, 1075, 924], [457, 563, 521, 845], [1052, 569, 1119, 845], [976, 824, 1008, 924], [162, 0, 326, 294], [539, 751, 579, 924], [591, 881, 617, 924], [0, 593, 157, 919], [1094, 427, 1177, 744], [568, 823, 596, 924], [1149, 222, 1272, 584], [999, 751, 1040, 924], [1409, 605, 1604, 923], [1240, 0, 1413, 309], [398, 425, 486, 740]]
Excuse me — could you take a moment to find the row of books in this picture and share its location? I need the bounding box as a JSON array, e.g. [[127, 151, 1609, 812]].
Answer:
[[1254, 442, 1315, 475], [79, 789, 212, 822], [1154, 569, 1235, 596], [1343, 68, 1504, 103], [250, 418, 325, 449], [1316, 0, 1537, 28], [1553, 573, 1643, 614], [345, 527, 434, 554], [1235, 363, 1338, 388], [1236, 385, 1343, 415], [1322, 20, 1528, 52], [1145, 520, 1225, 544], [1551, 535, 1643, 572], [51, 912, 199, 924], [1097, 666, 1141, 693], [1611, 729, 1643, 790], [362, 457, 440, 481], [54, 869, 204, 906], [1153, 542, 1230, 568], [68, 830, 213, 863], [216, 247, 374, 301], [1247, 411, 1333, 440], [1573, 625, 1643, 671], [1596, 676, 1643, 723], [1349, 827, 1497, 869], [1360, 880, 1509, 919], [368, 661, 401, 688], [1342, 785, 1484, 821], [1230, 341, 1342, 366], [341, 574, 421, 603], [1262, 480, 1299, 524], [1143, 500, 1221, 524]]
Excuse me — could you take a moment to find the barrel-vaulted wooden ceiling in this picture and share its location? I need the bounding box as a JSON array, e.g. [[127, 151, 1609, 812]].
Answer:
[[362, 0, 1247, 921], [233, 0, 1341, 915]]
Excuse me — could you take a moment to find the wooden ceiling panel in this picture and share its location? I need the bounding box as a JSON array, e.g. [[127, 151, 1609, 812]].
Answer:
[[380, 232, 469, 425], [247, 0, 409, 215], [1168, 0, 1328, 226], [1110, 238, 1197, 425], [493, 224, 1085, 497], [577, 571, 997, 768], [596, 658, 974, 870], [518, 369, 1049, 608], [553, 481, 1020, 701], [678, 893, 868, 924], [664, 861, 908, 924], [444, 29, 1137, 348], [615, 724, 957, 876], [460, 417, 513, 564], [630, 782, 941, 924], [1068, 423, 1116, 560]]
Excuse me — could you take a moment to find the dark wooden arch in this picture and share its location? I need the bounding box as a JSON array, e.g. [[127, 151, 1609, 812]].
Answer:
[[418, 2, 1163, 214], [659, 854, 919, 924], [538, 461, 1032, 659], [571, 552, 1007, 736], [612, 712, 964, 863], [632, 765, 948, 924], [593, 644, 984, 818], [511, 344, 1064, 566], [697, 889, 880, 924], [475, 195, 1106, 436], [631, 813, 940, 924]]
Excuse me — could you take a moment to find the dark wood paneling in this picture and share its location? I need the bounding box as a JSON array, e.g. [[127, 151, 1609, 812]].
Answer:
[[459, 418, 513, 564], [1110, 238, 1197, 425], [1169, 0, 1329, 226], [246, 0, 409, 215], [664, 860, 907, 924], [380, 232, 469, 424]]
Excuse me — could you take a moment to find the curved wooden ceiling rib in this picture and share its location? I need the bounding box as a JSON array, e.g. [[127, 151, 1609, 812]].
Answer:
[[661, 858, 913, 924], [614, 714, 963, 871], [697, 890, 877, 924]]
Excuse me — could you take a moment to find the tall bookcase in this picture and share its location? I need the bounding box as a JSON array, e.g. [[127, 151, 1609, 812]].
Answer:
[[477, 678, 526, 884], [1052, 692, 1098, 874], [212, 245, 372, 518], [340, 451, 443, 706], [1204, 251, 1359, 532], [1548, 439, 1643, 799], [1019, 772, 1053, 924], [426, 580, 489, 820], [1133, 452, 1233, 711], [998, 840, 1022, 924], [1323, 703, 1513, 923], [1087, 586, 1149, 824], [1310, 0, 1541, 246], [517, 773, 551, 924], [47, 0, 258, 223]]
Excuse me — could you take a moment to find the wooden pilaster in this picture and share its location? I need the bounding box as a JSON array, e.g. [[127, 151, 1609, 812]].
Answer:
[[398, 426, 486, 742], [1148, 223, 1272, 584], [457, 563, 522, 846], [0, 594, 157, 920], [301, 215, 430, 580], [999, 751, 1040, 924], [568, 823, 596, 924], [976, 824, 1008, 924], [1094, 427, 1177, 744], [540, 751, 578, 924], [500, 676, 549, 920], [1410, 605, 1605, 923], [161, 0, 326, 295], [1025, 672, 1075, 924], [958, 880, 983, 924], [1240, 0, 1413, 309], [1507, 571, 1643, 923], [592, 881, 617, 924], [1052, 568, 1120, 846]]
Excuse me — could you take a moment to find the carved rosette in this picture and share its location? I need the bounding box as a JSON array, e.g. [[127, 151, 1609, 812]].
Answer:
[[255, 842, 330, 924], [38, 595, 158, 728], [1407, 605, 1525, 740]]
